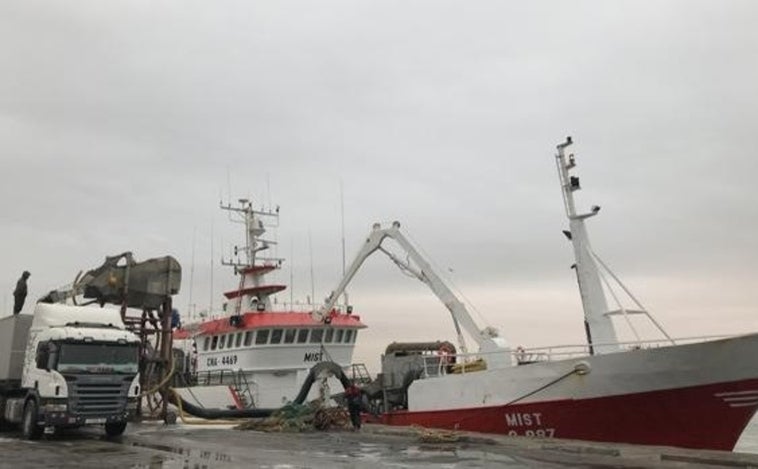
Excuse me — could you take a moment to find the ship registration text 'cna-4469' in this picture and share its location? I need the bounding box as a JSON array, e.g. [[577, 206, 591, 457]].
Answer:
[[504, 412, 555, 438], [207, 355, 238, 367]]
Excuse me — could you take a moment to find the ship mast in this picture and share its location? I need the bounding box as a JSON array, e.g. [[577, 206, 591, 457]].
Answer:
[[220, 199, 284, 315], [555, 137, 619, 354]]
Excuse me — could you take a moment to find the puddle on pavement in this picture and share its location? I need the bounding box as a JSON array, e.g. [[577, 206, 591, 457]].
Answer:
[[130, 440, 233, 468], [71, 445, 123, 454], [319, 437, 530, 467], [398, 444, 533, 467]]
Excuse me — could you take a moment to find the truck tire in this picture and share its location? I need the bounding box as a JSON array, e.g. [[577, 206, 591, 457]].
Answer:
[[104, 421, 127, 437], [22, 401, 42, 440]]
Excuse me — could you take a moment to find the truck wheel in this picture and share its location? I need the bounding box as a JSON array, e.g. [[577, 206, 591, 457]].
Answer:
[[22, 401, 42, 440], [104, 421, 127, 437]]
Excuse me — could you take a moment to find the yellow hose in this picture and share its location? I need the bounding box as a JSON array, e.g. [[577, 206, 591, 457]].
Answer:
[[139, 354, 176, 398], [137, 352, 243, 425]]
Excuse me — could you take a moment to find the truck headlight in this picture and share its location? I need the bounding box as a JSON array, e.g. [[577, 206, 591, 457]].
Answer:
[[126, 400, 139, 411]]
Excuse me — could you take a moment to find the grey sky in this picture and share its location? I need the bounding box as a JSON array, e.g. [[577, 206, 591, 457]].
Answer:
[[1, 1, 757, 371]]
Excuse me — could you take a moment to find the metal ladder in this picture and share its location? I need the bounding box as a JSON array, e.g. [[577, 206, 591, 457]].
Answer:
[[230, 371, 256, 408], [347, 363, 373, 384]]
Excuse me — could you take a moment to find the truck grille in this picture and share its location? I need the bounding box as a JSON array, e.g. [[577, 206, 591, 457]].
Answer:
[[67, 376, 132, 417]]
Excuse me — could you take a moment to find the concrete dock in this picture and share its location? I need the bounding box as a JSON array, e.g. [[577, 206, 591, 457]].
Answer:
[[1, 422, 758, 468]]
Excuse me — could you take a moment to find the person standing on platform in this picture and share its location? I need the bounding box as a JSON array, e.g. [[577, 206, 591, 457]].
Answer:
[[13, 270, 30, 315], [344, 382, 363, 431]]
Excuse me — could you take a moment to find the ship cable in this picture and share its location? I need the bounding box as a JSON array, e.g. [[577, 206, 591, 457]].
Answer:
[[502, 362, 589, 407], [406, 365, 585, 431]]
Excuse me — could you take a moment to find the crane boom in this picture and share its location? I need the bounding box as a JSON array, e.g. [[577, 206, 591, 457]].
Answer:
[[313, 221, 508, 357]]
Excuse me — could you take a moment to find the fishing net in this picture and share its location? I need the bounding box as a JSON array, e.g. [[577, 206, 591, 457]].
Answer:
[[235, 402, 351, 433], [412, 425, 461, 443]]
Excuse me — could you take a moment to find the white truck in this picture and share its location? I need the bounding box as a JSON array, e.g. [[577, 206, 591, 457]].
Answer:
[[0, 303, 141, 439]]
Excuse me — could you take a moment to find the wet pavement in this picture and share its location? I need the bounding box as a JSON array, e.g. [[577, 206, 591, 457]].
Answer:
[[2, 422, 758, 468]]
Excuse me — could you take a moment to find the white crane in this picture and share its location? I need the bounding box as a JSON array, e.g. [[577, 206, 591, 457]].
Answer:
[[312, 221, 509, 361]]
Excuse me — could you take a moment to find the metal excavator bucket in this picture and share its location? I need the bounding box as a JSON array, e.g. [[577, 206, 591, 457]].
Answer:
[[38, 251, 182, 309], [77, 252, 181, 309]]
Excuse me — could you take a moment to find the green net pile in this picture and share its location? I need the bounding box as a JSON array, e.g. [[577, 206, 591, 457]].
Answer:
[[236, 402, 351, 432]]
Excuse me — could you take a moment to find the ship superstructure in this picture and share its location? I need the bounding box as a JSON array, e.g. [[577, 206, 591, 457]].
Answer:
[[174, 199, 366, 409]]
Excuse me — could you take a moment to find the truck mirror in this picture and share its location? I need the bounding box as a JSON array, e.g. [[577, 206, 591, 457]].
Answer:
[[47, 342, 58, 371], [36, 343, 49, 370]]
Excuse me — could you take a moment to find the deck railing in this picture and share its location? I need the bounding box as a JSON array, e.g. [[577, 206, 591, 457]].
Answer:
[[417, 333, 736, 377]]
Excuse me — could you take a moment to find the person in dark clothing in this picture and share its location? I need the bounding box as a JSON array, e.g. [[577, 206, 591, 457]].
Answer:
[[171, 308, 182, 329], [344, 382, 363, 431], [13, 271, 30, 315]]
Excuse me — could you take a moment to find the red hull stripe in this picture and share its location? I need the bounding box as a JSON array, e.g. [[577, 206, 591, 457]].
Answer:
[[175, 311, 366, 337], [380, 378, 758, 451]]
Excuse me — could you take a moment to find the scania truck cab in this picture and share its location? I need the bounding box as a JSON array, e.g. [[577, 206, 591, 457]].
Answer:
[[0, 303, 141, 439]]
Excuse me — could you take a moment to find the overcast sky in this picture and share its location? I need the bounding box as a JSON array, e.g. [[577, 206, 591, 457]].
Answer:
[[1, 1, 757, 372]]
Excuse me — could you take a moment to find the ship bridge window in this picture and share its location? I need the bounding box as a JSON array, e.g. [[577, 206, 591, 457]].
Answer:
[[211, 336, 218, 350], [203, 337, 210, 351], [256, 329, 270, 345], [227, 334, 235, 349], [344, 330, 354, 343], [335, 329, 344, 343], [270, 329, 283, 344], [235, 332, 243, 348], [284, 329, 296, 344], [244, 331, 254, 346], [310, 329, 324, 343], [324, 328, 334, 343], [297, 329, 309, 344], [219, 335, 226, 350]]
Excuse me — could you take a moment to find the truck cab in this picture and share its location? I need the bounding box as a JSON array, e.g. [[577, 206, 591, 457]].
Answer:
[[0, 303, 141, 439]]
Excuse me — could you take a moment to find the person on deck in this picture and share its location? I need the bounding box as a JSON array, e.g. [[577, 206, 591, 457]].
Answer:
[[344, 382, 363, 431], [13, 271, 30, 315], [171, 308, 182, 329]]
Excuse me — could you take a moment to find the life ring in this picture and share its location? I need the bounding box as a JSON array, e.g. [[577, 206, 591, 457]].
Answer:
[[437, 343, 457, 366]]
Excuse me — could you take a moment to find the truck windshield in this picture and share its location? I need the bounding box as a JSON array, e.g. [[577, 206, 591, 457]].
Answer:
[[57, 342, 139, 374]]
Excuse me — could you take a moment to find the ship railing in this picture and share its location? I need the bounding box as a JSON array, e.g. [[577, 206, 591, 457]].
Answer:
[[278, 302, 354, 314], [417, 333, 736, 375], [188, 302, 355, 320], [516, 334, 735, 363], [347, 363, 373, 384], [193, 368, 244, 386]]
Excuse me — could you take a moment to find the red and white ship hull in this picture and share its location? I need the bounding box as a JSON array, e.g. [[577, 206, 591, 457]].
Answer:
[[381, 334, 758, 450]]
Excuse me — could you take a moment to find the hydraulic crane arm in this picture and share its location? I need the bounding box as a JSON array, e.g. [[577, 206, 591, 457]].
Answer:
[[313, 221, 505, 355]]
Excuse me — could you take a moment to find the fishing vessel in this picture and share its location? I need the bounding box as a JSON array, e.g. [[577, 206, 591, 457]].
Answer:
[[173, 200, 366, 410], [318, 137, 758, 451]]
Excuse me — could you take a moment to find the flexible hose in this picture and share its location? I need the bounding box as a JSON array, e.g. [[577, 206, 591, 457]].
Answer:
[[167, 361, 352, 420], [139, 354, 176, 398], [169, 388, 245, 425]]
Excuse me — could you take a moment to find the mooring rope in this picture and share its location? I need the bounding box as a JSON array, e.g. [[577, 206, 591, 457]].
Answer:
[[502, 368, 580, 407]]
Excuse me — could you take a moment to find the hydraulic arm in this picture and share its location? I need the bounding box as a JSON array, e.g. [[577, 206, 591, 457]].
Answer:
[[313, 221, 506, 355]]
